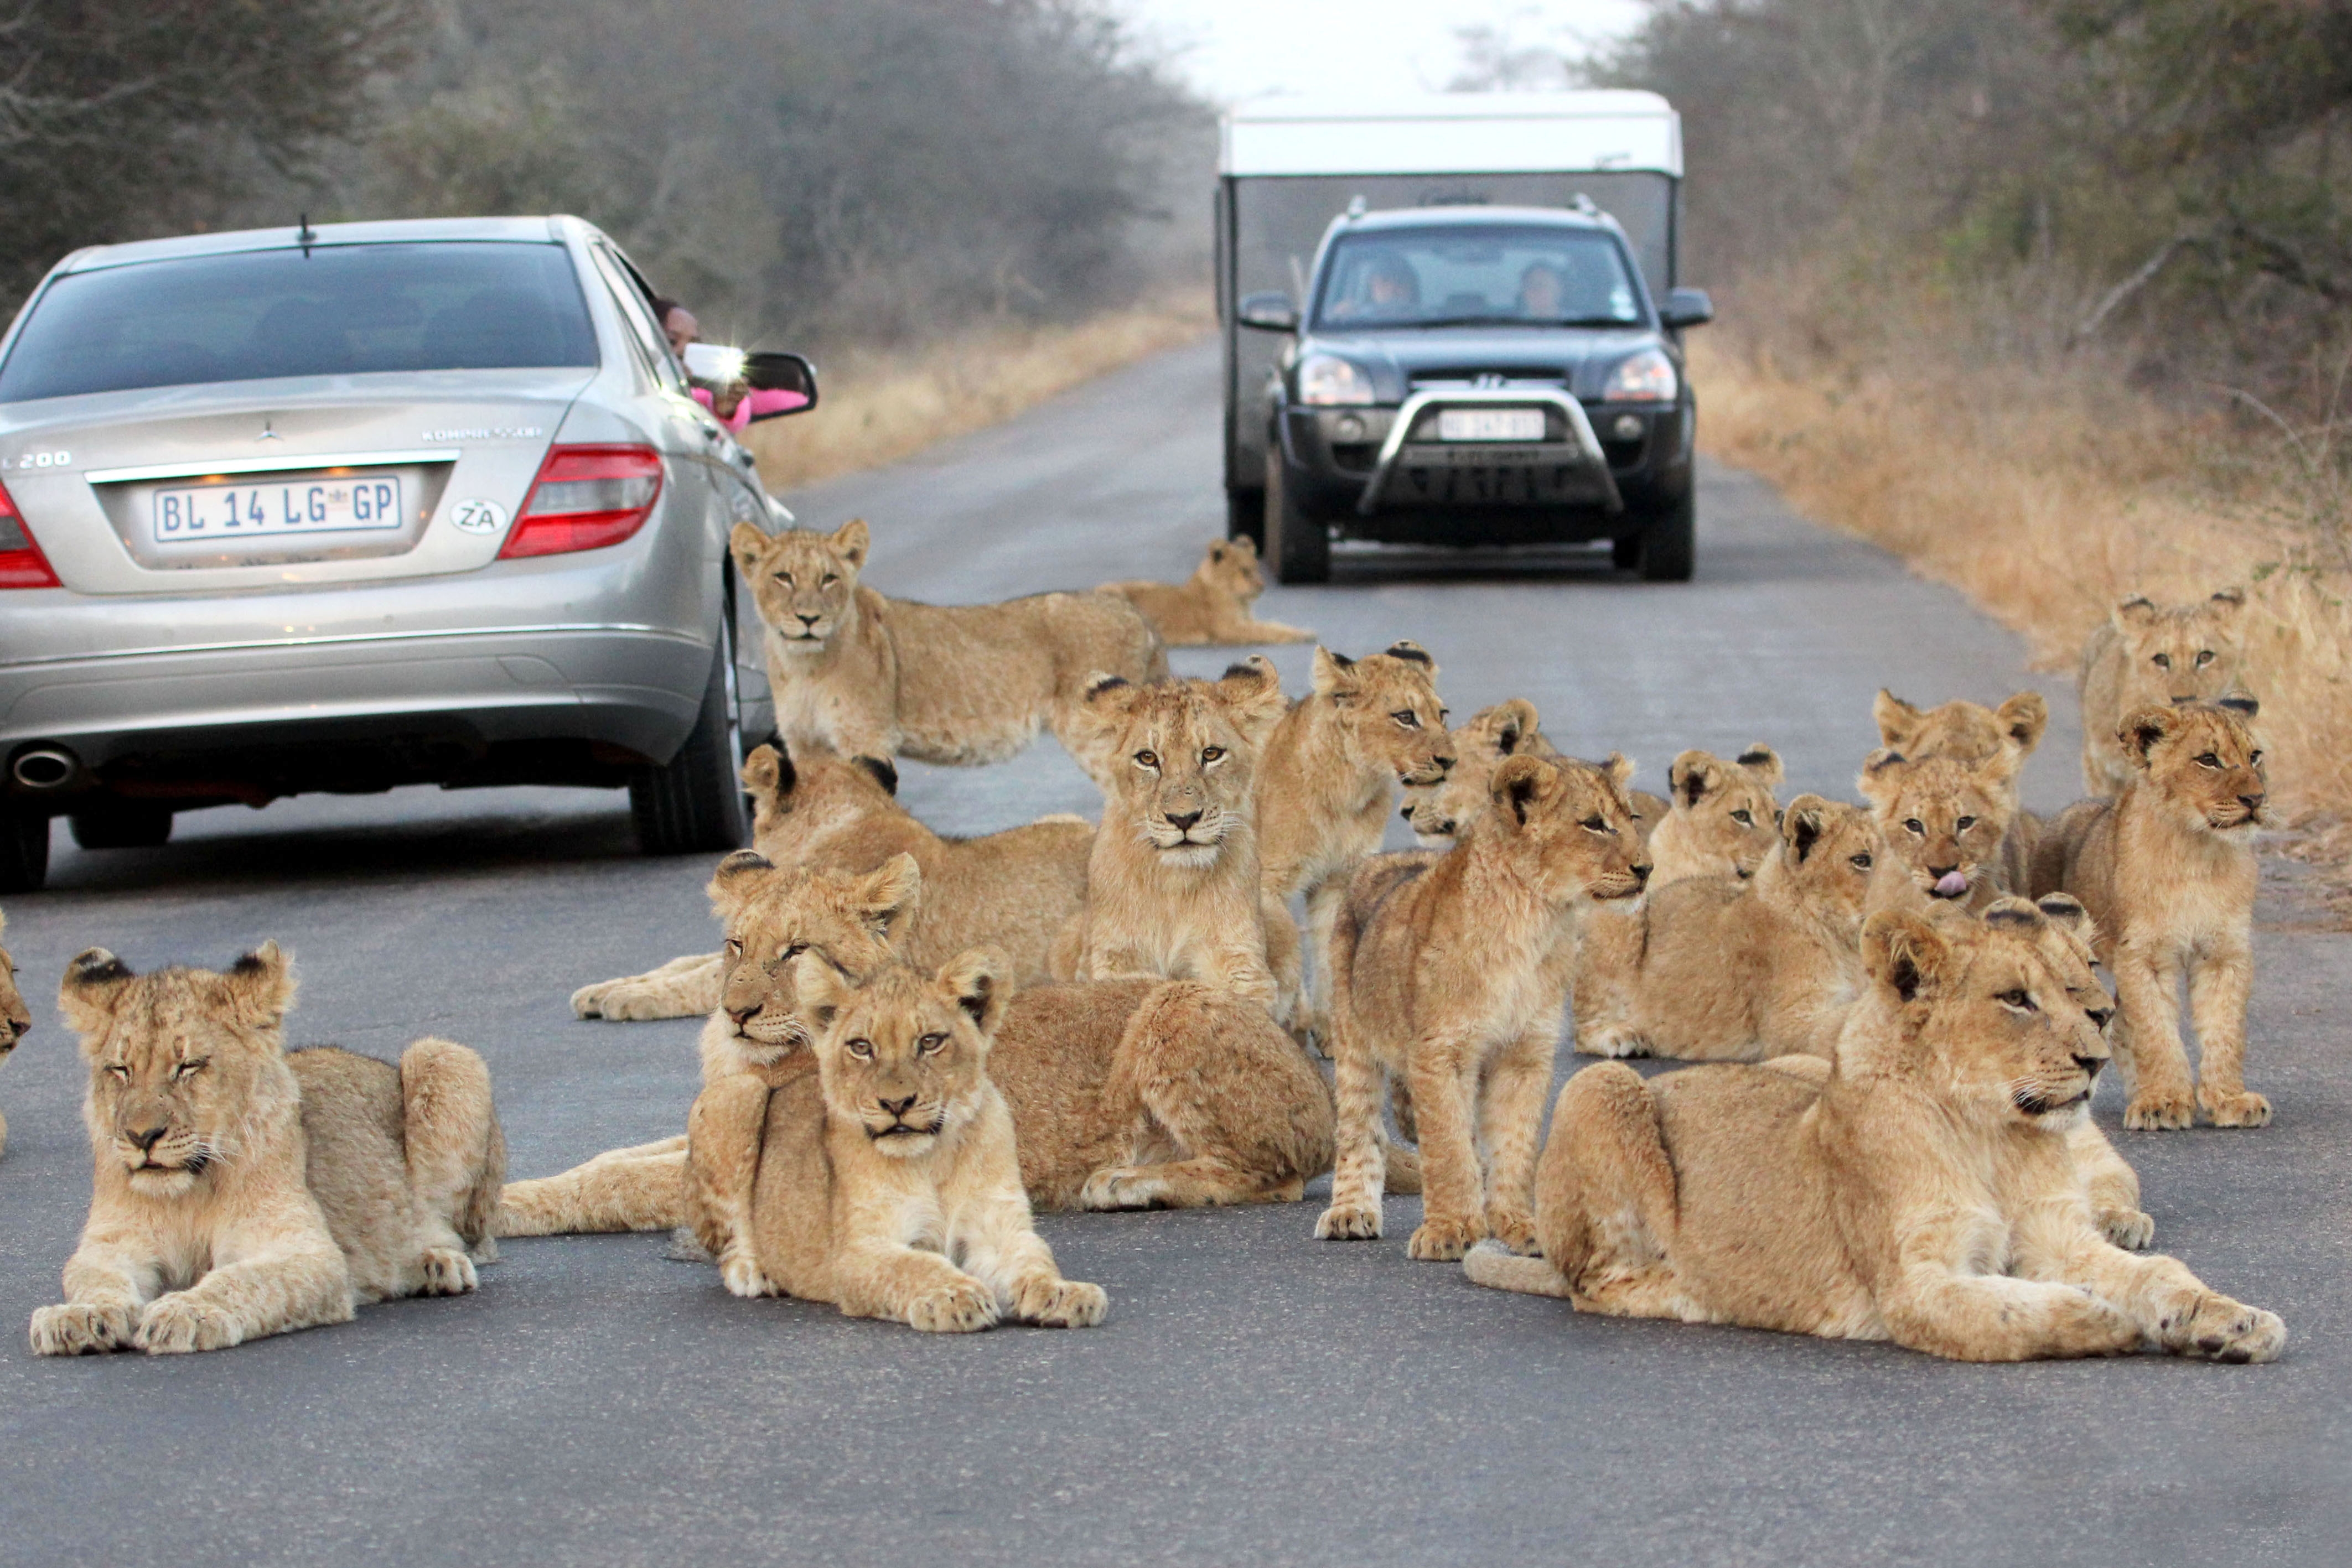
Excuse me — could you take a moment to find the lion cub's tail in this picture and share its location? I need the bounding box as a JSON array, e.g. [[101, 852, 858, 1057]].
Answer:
[[1463, 1241, 1574, 1299]]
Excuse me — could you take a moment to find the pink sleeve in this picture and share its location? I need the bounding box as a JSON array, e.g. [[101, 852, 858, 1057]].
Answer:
[[721, 388, 810, 430], [690, 386, 716, 411]]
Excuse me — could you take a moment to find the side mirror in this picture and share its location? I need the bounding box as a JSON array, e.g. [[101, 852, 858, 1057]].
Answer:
[[743, 351, 818, 418], [1237, 292, 1299, 333], [1660, 288, 1714, 330]]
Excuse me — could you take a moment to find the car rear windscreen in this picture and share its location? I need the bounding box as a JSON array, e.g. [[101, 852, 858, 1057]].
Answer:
[[1313, 227, 1646, 330], [0, 241, 600, 402]]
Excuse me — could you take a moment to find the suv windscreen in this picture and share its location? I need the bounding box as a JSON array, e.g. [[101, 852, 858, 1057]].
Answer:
[[0, 241, 599, 402], [1313, 227, 1646, 331]]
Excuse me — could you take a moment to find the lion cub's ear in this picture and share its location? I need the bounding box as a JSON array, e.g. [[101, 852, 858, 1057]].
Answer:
[[728, 521, 773, 577], [1981, 897, 2047, 933], [1862, 909, 1954, 1004], [792, 954, 851, 1042], [1310, 646, 1358, 700], [1206, 542, 1228, 566], [2033, 892, 2092, 934], [707, 850, 777, 916], [1488, 698, 1540, 756], [1994, 692, 2049, 755], [1856, 748, 1908, 805], [1972, 739, 2024, 792], [1600, 752, 1636, 794], [1872, 689, 1925, 750], [2218, 693, 2261, 719], [1735, 744, 1784, 787], [1218, 656, 1288, 744], [1382, 640, 1437, 678], [1669, 750, 1722, 807], [217, 941, 296, 1033], [2113, 594, 2161, 629], [2205, 585, 2247, 619], [1780, 794, 1833, 861], [1490, 754, 1557, 829], [741, 743, 791, 802], [827, 518, 870, 570], [935, 946, 1011, 1038], [59, 948, 136, 1045], [2118, 704, 2178, 768], [856, 853, 923, 940]]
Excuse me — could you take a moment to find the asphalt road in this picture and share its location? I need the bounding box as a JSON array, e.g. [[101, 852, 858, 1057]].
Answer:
[[2, 337, 2346, 1566]]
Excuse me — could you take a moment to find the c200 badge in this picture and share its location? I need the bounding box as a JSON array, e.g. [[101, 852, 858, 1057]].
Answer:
[[449, 499, 509, 536]]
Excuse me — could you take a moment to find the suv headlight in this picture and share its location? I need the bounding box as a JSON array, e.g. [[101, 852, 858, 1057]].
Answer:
[[1298, 353, 1375, 406], [1602, 347, 1678, 403]]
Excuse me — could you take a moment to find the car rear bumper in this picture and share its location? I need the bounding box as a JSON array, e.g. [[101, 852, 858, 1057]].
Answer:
[[0, 624, 711, 811]]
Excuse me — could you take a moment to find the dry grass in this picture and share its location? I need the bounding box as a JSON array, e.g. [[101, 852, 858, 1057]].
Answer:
[[739, 294, 1213, 493], [1688, 318, 2352, 897]]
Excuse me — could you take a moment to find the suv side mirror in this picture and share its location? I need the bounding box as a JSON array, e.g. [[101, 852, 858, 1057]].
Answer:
[[1660, 288, 1714, 330], [1237, 292, 1299, 333]]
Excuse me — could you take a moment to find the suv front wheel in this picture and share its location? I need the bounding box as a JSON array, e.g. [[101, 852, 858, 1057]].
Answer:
[[1263, 445, 1330, 585]]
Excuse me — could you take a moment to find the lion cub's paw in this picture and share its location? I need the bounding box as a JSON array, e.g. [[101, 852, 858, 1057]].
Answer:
[[1314, 1201, 1383, 1241], [719, 1250, 779, 1299], [29, 1301, 136, 1356], [1577, 1026, 1650, 1060], [2099, 1208, 2157, 1251], [1484, 1207, 1542, 1257], [1406, 1214, 1486, 1261], [2200, 1089, 2273, 1129], [1080, 1167, 1169, 1211], [2123, 1089, 2196, 1131], [570, 979, 677, 1021], [2161, 1295, 2286, 1364], [1012, 1276, 1108, 1329], [418, 1248, 479, 1296], [133, 1293, 239, 1355], [905, 1277, 999, 1334]]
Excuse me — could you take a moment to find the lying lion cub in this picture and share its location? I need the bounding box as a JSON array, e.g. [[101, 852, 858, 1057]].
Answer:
[[1647, 746, 1784, 886], [34, 945, 506, 1356], [785, 951, 1108, 1333], [1470, 901, 2286, 1364], [1318, 752, 1650, 1260], [1573, 795, 1876, 1063], [2032, 699, 2270, 1130], [2077, 589, 2248, 797], [1873, 688, 2048, 889], [1858, 743, 2024, 914], [734, 517, 1166, 771], [572, 741, 1090, 1021], [0, 907, 29, 1159], [1100, 536, 1313, 646]]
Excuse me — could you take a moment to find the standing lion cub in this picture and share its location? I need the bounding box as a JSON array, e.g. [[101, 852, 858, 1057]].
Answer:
[[33, 945, 506, 1356], [2077, 589, 2249, 797]]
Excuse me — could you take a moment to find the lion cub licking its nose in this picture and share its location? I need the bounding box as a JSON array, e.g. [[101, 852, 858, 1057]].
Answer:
[[791, 950, 1108, 1333], [33, 944, 505, 1356]]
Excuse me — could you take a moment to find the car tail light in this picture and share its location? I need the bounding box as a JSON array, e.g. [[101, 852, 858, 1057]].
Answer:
[[499, 444, 665, 559], [0, 480, 60, 589]]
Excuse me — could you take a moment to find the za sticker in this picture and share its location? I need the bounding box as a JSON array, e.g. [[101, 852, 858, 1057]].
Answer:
[[449, 499, 509, 536]]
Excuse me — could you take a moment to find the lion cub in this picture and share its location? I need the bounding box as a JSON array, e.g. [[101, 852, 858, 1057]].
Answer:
[[34, 945, 505, 1356], [1100, 536, 1313, 646], [795, 951, 1108, 1333], [1573, 795, 1877, 1062], [1401, 700, 1667, 850], [733, 517, 1165, 770], [1858, 743, 2024, 913], [1471, 901, 2286, 1364], [2078, 589, 2248, 797], [1873, 688, 2048, 889], [1648, 745, 1784, 886], [0, 907, 29, 1159], [2032, 699, 2270, 1130], [1055, 660, 1293, 1010], [573, 742, 1091, 1021], [1317, 753, 1650, 1260]]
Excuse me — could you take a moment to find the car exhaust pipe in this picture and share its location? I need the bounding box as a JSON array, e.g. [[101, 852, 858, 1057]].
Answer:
[[11, 746, 82, 791]]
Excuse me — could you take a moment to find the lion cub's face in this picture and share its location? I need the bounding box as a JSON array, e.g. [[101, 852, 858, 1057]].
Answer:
[[800, 949, 1004, 1160], [0, 910, 30, 1059], [1659, 745, 1784, 881], [1863, 902, 2108, 1128], [58, 944, 298, 1196], [731, 518, 868, 651], [1312, 642, 1455, 787], [1873, 689, 2048, 772], [1858, 747, 2019, 905], [707, 852, 918, 1062], [1770, 795, 1879, 937], [1481, 753, 1651, 904], [2122, 699, 2266, 837], [2113, 590, 2246, 709], [1200, 537, 1266, 601], [1403, 698, 1553, 847], [1073, 660, 1287, 868]]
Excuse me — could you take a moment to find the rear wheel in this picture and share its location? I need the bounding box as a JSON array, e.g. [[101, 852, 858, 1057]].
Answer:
[[70, 804, 173, 850], [631, 612, 749, 856], [1263, 445, 1329, 584], [0, 812, 48, 894], [1633, 486, 1696, 583], [1226, 486, 1265, 548]]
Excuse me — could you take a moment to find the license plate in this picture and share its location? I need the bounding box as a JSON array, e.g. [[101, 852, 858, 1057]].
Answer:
[[1437, 408, 1546, 443], [153, 476, 404, 543]]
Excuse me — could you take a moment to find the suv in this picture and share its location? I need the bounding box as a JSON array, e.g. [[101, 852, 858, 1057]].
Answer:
[[1236, 204, 1711, 583]]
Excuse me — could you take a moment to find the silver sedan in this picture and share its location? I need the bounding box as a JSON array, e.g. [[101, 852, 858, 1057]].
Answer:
[[0, 216, 810, 891]]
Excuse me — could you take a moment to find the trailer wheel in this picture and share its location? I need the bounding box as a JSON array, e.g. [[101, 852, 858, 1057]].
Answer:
[[1264, 449, 1329, 584]]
